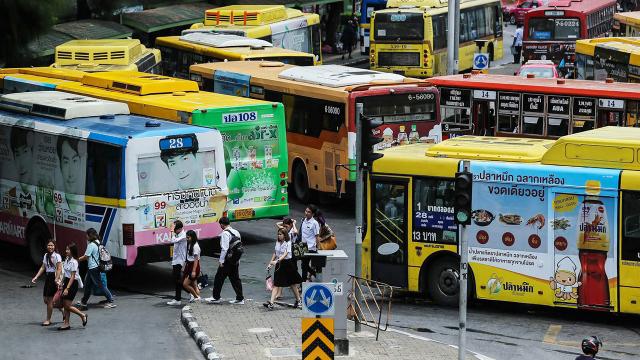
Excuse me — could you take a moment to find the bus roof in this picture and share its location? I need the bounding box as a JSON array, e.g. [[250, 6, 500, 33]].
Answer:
[[278, 65, 405, 88], [576, 37, 640, 66], [426, 136, 554, 162], [204, 5, 304, 26], [528, 0, 615, 15], [120, 2, 211, 34], [0, 91, 129, 120], [179, 32, 272, 48], [541, 126, 640, 171], [54, 39, 148, 66], [156, 36, 313, 59], [614, 11, 640, 25], [190, 61, 425, 101], [429, 73, 640, 100], [77, 72, 199, 95], [386, 0, 448, 8], [192, 9, 319, 38], [0, 67, 87, 82]]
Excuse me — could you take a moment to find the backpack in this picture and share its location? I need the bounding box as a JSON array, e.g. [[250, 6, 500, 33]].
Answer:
[[92, 241, 113, 272], [224, 229, 244, 264]]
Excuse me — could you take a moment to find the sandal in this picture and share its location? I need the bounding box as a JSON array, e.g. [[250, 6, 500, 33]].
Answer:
[[57, 326, 70, 331], [82, 314, 88, 327], [41, 321, 51, 327]]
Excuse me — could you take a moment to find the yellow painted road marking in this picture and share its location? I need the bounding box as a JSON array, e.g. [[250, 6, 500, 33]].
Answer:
[[543, 324, 562, 344]]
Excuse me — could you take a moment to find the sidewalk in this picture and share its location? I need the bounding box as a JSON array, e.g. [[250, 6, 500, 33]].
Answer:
[[322, 51, 369, 67], [185, 299, 482, 359]]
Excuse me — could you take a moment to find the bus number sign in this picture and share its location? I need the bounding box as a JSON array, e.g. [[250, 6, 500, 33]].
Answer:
[[159, 136, 194, 151], [223, 111, 258, 123], [598, 98, 624, 110], [407, 93, 435, 101], [473, 90, 496, 100]]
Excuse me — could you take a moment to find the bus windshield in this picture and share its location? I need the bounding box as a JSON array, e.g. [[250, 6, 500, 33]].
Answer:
[[528, 18, 580, 40], [374, 12, 424, 41], [138, 150, 218, 195], [361, 93, 437, 123]]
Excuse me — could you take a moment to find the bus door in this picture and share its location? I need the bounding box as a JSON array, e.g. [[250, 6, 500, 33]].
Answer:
[[370, 176, 409, 288], [596, 98, 625, 128], [621, 190, 640, 314], [471, 90, 497, 136]]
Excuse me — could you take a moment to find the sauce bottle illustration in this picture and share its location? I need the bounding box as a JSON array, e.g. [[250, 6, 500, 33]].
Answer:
[[577, 196, 610, 307], [408, 124, 420, 144], [397, 125, 408, 145]]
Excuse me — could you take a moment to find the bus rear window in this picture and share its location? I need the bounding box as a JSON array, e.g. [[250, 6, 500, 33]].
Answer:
[[361, 93, 436, 123], [528, 18, 580, 40], [138, 150, 217, 195], [374, 12, 424, 41]]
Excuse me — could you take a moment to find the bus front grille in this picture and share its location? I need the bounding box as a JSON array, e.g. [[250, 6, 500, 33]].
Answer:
[[378, 52, 420, 67]]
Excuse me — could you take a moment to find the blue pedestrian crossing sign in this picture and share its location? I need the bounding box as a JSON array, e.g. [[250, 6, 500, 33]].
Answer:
[[302, 283, 334, 316], [473, 53, 489, 71]]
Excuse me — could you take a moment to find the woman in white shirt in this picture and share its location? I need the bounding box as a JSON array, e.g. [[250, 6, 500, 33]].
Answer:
[[59, 243, 87, 330], [182, 230, 201, 302], [31, 239, 62, 326], [263, 228, 302, 310]]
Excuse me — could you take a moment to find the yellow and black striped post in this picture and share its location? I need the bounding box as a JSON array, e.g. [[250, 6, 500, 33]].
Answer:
[[302, 318, 334, 360]]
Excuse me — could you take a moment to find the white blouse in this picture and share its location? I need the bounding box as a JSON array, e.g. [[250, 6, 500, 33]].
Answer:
[[186, 243, 201, 262], [43, 252, 62, 273], [62, 258, 83, 288], [275, 240, 292, 260]]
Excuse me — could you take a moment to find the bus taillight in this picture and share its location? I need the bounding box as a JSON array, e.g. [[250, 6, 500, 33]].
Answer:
[[122, 223, 135, 245], [280, 171, 286, 179], [280, 180, 286, 186]]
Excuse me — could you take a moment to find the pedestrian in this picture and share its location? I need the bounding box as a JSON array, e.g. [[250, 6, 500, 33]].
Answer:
[[576, 336, 602, 359], [276, 217, 298, 243], [206, 216, 244, 304], [59, 243, 88, 330], [183, 230, 201, 303], [167, 220, 187, 306], [341, 20, 356, 60], [31, 239, 62, 326], [513, 23, 523, 64], [263, 228, 303, 310], [300, 204, 320, 281], [77, 228, 116, 309], [315, 210, 337, 250]]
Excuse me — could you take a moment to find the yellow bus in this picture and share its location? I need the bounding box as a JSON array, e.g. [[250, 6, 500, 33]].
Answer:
[[0, 68, 290, 222], [52, 39, 162, 74], [370, 0, 504, 77], [155, 32, 316, 79], [613, 11, 640, 36], [190, 61, 443, 202], [188, 5, 322, 63], [363, 127, 640, 314], [576, 37, 640, 82]]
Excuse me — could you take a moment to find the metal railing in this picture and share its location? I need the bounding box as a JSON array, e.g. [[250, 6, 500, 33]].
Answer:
[[347, 275, 395, 340]]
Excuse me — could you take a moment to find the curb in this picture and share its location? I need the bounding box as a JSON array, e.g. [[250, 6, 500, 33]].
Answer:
[[181, 305, 221, 360]]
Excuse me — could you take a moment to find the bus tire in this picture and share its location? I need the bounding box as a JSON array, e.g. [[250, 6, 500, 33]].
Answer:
[[293, 161, 310, 203], [28, 220, 50, 266], [427, 257, 460, 306]]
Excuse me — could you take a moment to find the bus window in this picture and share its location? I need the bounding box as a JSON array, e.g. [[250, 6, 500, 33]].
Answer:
[[547, 117, 568, 137], [371, 180, 407, 287], [442, 108, 471, 130], [597, 111, 622, 128], [86, 141, 121, 199], [412, 178, 457, 244], [572, 118, 595, 133], [626, 101, 639, 127], [622, 192, 640, 262], [498, 114, 519, 133], [522, 116, 544, 135]]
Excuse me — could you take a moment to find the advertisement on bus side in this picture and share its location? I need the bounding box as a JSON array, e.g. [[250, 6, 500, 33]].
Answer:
[[468, 161, 618, 310]]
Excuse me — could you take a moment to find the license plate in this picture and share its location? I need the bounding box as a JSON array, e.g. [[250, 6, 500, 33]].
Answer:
[[234, 208, 254, 220]]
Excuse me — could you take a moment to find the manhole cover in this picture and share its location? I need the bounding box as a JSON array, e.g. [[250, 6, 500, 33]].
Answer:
[[267, 347, 301, 357], [247, 327, 273, 334]]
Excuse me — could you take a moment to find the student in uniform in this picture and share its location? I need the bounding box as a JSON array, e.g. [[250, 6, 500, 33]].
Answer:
[[182, 230, 201, 303], [59, 243, 87, 330], [263, 228, 302, 309], [31, 239, 62, 326], [300, 205, 321, 281], [167, 220, 187, 306], [77, 228, 116, 309], [206, 216, 244, 304]]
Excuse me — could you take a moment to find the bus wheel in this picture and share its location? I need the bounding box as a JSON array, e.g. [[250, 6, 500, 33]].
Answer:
[[293, 162, 310, 203], [28, 221, 50, 266], [427, 257, 460, 306]]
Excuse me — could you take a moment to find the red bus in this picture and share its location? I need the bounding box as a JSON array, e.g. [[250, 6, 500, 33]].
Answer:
[[523, 0, 616, 77], [430, 72, 640, 139]]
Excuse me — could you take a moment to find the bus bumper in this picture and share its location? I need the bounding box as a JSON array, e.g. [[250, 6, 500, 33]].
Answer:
[[371, 66, 432, 78]]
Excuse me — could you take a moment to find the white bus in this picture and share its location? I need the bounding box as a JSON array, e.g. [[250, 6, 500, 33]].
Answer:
[[0, 91, 228, 266]]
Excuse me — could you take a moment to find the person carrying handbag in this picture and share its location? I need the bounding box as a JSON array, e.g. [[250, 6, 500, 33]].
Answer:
[[316, 211, 337, 250], [263, 228, 302, 309]]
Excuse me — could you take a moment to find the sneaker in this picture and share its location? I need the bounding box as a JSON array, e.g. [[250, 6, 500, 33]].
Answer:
[[189, 297, 201, 303], [293, 300, 301, 309], [189, 294, 195, 302], [166, 300, 182, 306], [103, 303, 117, 309], [263, 301, 274, 310], [75, 301, 86, 307], [229, 299, 245, 305], [204, 297, 222, 304]]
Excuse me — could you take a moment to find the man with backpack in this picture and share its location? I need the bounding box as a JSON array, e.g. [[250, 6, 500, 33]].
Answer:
[[205, 217, 244, 304], [77, 228, 116, 309]]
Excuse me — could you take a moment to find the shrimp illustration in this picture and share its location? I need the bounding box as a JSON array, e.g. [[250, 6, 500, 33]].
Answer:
[[526, 214, 545, 229]]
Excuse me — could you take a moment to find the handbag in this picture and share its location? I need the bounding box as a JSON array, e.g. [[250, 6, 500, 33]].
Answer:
[[52, 288, 63, 309], [198, 273, 209, 289], [510, 44, 516, 55], [265, 270, 273, 292], [292, 241, 308, 260], [317, 225, 337, 250]]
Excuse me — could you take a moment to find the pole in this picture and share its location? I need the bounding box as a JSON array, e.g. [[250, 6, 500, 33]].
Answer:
[[458, 160, 470, 360], [446, 0, 455, 75], [453, 0, 461, 74], [354, 102, 364, 332]]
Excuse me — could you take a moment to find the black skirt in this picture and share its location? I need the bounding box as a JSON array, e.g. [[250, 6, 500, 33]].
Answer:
[[43, 272, 58, 297], [274, 258, 303, 287], [62, 277, 79, 301]]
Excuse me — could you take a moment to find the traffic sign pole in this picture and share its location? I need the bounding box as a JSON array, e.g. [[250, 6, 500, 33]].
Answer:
[[458, 160, 470, 360]]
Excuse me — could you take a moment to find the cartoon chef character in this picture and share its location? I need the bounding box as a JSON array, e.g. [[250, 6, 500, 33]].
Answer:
[[549, 256, 581, 300]]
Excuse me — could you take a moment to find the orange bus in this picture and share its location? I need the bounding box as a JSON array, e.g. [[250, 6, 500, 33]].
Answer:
[[429, 72, 640, 138]]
